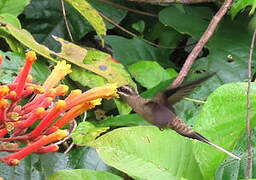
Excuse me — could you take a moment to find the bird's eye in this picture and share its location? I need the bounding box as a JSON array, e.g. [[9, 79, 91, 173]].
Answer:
[[117, 86, 132, 95]]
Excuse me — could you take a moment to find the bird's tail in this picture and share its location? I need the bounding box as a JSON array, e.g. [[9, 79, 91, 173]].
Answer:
[[169, 117, 240, 160], [192, 132, 241, 160]]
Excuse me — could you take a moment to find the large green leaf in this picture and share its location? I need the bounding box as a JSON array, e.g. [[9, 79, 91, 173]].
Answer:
[[159, 6, 253, 83], [0, 51, 50, 84], [193, 83, 256, 179], [0, 147, 115, 179], [216, 129, 256, 179], [231, 0, 256, 18], [89, 126, 203, 180], [47, 169, 122, 180], [104, 35, 170, 67], [71, 121, 109, 146], [23, 0, 126, 51], [92, 113, 149, 127], [128, 61, 176, 89], [23, 0, 92, 51], [0, 0, 30, 17]]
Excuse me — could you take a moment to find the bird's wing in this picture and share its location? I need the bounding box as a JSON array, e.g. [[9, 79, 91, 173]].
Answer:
[[160, 73, 215, 105], [144, 101, 176, 128]]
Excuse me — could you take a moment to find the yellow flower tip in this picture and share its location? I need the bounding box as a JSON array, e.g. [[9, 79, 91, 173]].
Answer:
[[55, 129, 68, 140], [70, 89, 82, 96], [25, 51, 37, 63], [10, 159, 20, 166], [0, 99, 8, 109], [0, 85, 9, 97], [33, 85, 44, 94], [35, 107, 45, 117], [26, 74, 33, 83], [54, 60, 72, 77], [103, 83, 118, 99], [55, 100, 66, 111], [90, 98, 102, 106], [56, 85, 69, 96], [9, 91, 17, 99], [47, 88, 56, 97]]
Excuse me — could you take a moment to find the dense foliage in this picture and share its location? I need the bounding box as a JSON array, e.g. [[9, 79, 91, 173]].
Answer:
[[0, 0, 255, 179]]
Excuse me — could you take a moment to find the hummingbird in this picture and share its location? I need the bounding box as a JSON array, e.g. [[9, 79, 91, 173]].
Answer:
[[117, 74, 240, 160]]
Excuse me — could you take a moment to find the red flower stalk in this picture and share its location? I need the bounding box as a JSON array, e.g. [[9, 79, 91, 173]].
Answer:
[[0, 51, 119, 166], [0, 128, 8, 138], [21, 97, 52, 115], [26, 100, 66, 140], [15, 51, 37, 99], [0, 53, 3, 72], [66, 84, 118, 109], [45, 98, 102, 135], [12, 107, 45, 136], [0, 99, 8, 124], [0, 129, 67, 166], [35, 144, 59, 154]]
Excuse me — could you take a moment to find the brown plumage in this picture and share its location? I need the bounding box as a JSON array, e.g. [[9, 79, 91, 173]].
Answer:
[[117, 74, 240, 160]]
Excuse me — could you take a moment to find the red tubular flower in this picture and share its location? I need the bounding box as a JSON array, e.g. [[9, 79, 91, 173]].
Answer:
[[0, 51, 119, 166], [26, 100, 66, 139], [66, 83, 118, 109], [21, 97, 52, 115], [0, 129, 67, 166], [12, 107, 45, 136], [35, 144, 59, 154], [0, 128, 8, 138], [15, 51, 37, 99], [0, 99, 8, 124]]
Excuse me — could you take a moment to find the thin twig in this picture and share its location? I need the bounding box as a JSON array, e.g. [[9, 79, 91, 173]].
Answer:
[[99, 12, 178, 50], [245, 29, 256, 179], [64, 112, 87, 154], [61, 0, 74, 42], [96, 0, 157, 17], [170, 0, 232, 88], [55, 119, 77, 146]]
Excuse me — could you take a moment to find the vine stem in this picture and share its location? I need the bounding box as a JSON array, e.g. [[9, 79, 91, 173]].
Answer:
[[170, 0, 232, 88], [245, 28, 256, 179]]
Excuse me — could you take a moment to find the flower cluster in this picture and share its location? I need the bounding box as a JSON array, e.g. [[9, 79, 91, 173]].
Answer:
[[0, 51, 118, 166]]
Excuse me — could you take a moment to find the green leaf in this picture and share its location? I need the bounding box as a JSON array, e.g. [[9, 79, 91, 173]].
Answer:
[[104, 35, 171, 67], [72, 121, 109, 146], [47, 169, 122, 180], [216, 129, 256, 179], [146, 22, 182, 57], [64, 0, 106, 43], [87, 0, 127, 29], [231, 0, 256, 18], [193, 83, 256, 179], [92, 113, 149, 127], [89, 126, 203, 180], [23, 0, 127, 51], [128, 61, 174, 89], [132, 20, 145, 33], [0, 51, 50, 84], [0, 13, 21, 27], [69, 65, 108, 88], [23, 0, 94, 50], [0, 0, 30, 17], [159, 6, 253, 83]]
